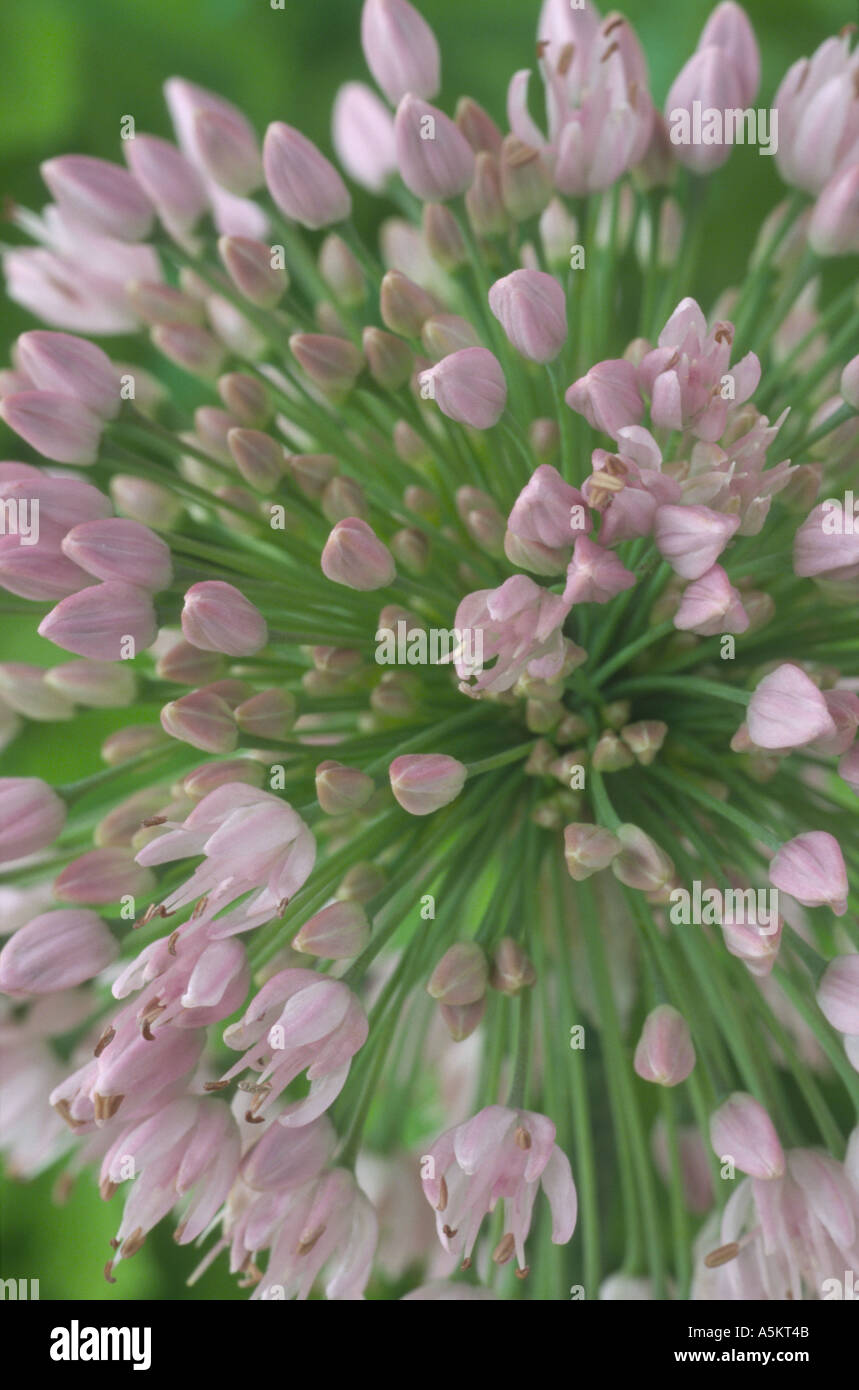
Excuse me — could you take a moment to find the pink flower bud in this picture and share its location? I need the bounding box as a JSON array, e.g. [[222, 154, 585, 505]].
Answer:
[[673, 564, 749, 635], [293, 900, 370, 959], [698, 3, 760, 107], [321, 477, 368, 525], [841, 355, 859, 411], [427, 942, 488, 1006], [620, 721, 668, 766], [218, 237, 288, 309], [769, 831, 848, 916], [612, 824, 675, 896], [263, 122, 351, 229], [420, 347, 506, 430], [722, 912, 782, 978], [817, 955, 859, 1035], [315, 760, 375, 816], [218, 373, 270, 427], [322, 517, 395, 590], [439, 997, 486, 1041], [152, 323, 226, 377], [421, 313, 480, 360], [53, 847, 155, 904], [709, 1092, 785, 1178], [634, 1005, 696, 1086], [809, 164, 859, 257], [423, 202, 466, 270], [45, 660, 136, 709], [123, 133, 208, 237], [456, 96, 503, 156], [0, 663, 76, 721], [235, 689, 296, 740], [110, 474, 184, 529], [490, 937, 536, 995], [361, 0, 440, 105], [563, 535, 636, 605], [0, 908, 117, 996], [61, 518, 172, 592], [564, 823, 621, 881], [654, 504, 740, 580], [0, 777, 66, 864], [101, 724, 169, 765], [38, 582, 157, 660], [794, 502, 859, 580], [380, 269, 437, 337], [192, 104, 262, 196], [394, 95, 475, 201], [289, 333, 364, 397], [226, 427, 284, 491], [488, 269, 567, 364], [161, 690, 238, 753], [332, 80, 397, 194], [389, 753, 466, 815], [363, 327, 413, 391], [16, 332, 120, 420], [41, 154, 154, 241], [466, 152, 507, 237], [591, 730, 635, 772], [664, 47, 744, 174], [499, 136, 552, 221], [181, 580, 268, 657], [0, 391, 102, 465], [565, 359, 644, 438], [747, 663, 836, 750]]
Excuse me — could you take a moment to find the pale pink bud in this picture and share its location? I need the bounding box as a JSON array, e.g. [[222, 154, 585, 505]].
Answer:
[[16, 331, 120, 420], [840, 355, 859, 411], [0, 664, 75, 721], [612, 824, 675, 896], [332, 81, 397, 194], [193, 104, 262, 196], [218, 373, 270, 427], [322, 517, 395, 590], [38, 582, 157, 660], [811, 689, 859, 756], [490, 937, 536, 995], [0, 777, 66, 864], [673, 564, 749, 635], [421, 202, 465, 271], [53, 847, 155, 904], [565, 359, 644, 438], [181, 580, 268, 657], [488, 269, 567, 364], [151, 323, 226, 377], [380, 269, 437, 337], [0, 908, 117, 996], [620, 721, 668, 766], [698, 3, 760, 107], [747, 663, 836, 750], [235, 689, 296, 740], [0, 391, 102, 465], [110, 474, 184, 529], [218, 237, 288, 309], [809, 164, 859, 257], [722, 912, 782, 978], [41, 155, 154, 241], [101, 724, 169, 765], [564, 823, 621, 882], [499, 136, 552, 221], [438, 997, 485, 1041], [61, 518, 172, 592], [794, 502, 859, 580], [817, 955, 859, 1034], [390, 528, 430, 575], [421, 313, 480, 360], [293, 900, 370, 959], [289, 333, 364, 396], [654, 504, 740, 580], [466, 152, 507, 237], [839, 743, 859, 794], [420, 347, 506, 429], [182, 759, 264, 799], [592, 730, 635, 772], [319, 235, 365, 309], [315, 760, 375, 815], [127, 281, 205, 327], [337, 861, 386, 904], [289, 453, 339, 499], [564, 535, 636, 605], [769, 831, 848, 916], [394, 95, 475, 201], [427, 942, 488, 1006], [634, 1005, 696, 1086], [455, 96, 503, 156], [709, 1092, 785, 1178], [263, 122, 351, 229], [123, 134, 208, 237], [161, 690, 238, 753], [363, 327, 413, 391], [45, 660, 136, 709], [156, 638, 225, 686], [389, 753, 466, 815], [664, 46, 744, 173], [361, 0, 440, 105], [227, 428, 284, 492]]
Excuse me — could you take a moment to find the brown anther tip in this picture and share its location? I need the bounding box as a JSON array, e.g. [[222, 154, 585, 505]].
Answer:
[[94, 1026, 115, 1058], [604, 15, 625, 35], [714, 325, 733, 345], [601, 40, 619, 63], [460, 1258, 472, 1271], [704, 1241, 740, 1269], [141, 815, 167, 827], [109, 1237, 120, 1250], [104, 1261, 116, 1284], [203, 1079, 230, 1092], [514, 1266, 530, 1280], [100, 1180, 118, 1201], [142, 1019, 155, 1041], [514, 1126, 532, 1150], [167, 929, 180, 955], [192, 895, 209, 919], [557, 42, 574, 76], [536, 40, 549, 59], [245, 1110, 265, 1124], [442, 1223, 458, 1239], [296, 1225, 326, 1255], [840, 22, 857, 36], [173, 1222, 186, 1243], [492, 1232, 516, 1266], [435, 1175, 448, 1213]]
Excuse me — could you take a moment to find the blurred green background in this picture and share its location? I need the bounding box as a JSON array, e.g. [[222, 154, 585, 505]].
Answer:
[[0, 0, 855, 1301]]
